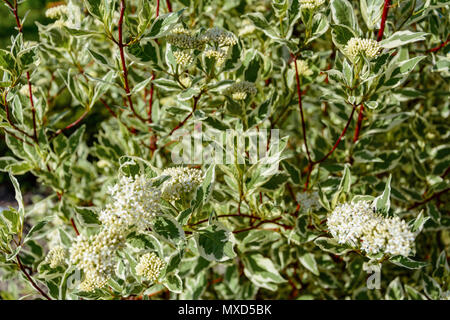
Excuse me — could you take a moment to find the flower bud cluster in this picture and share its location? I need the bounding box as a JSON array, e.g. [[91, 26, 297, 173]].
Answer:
[[135, 252, 165, 282], [166, 27, 204, 49], [327, 201, 415, 257], [173, 51, 194, 66], [161, 167, 204, 201], [45, 245, 66, 268], [295, 60, 313, 77], [45, 4, 68, 19], [300, 0, 326, 10], [225, 81, 257, 101], [70, 174, 161, 291], [344, 37, 382, 60]]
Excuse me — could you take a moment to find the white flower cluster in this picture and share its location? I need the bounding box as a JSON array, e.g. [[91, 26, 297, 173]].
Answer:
[[45, 245, 66, 268], [161, 167, 203, 201], [344, 37, 382, 60], [226, 81, 257, 101], [135, 252, 165, 282], [296, 191, 321, 212], [45, 4, 68, 19], [173, 51, 194, 66], [201, 27, 237, 47], [204, 48, 227, 66], [70, 174, 162, 291], [101, 175, 162, 231], [300, 0, 326, 10], [239, 20, 256, 37], [70, 227, 125, 292], [327, 201, 415, 257], [166, 27, 204, 49], [295, 60, 313, 77]]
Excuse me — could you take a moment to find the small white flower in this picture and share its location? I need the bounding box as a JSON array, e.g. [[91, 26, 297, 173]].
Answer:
[[166, 27, 203, 49], [135, 252, 165, 282], [239, 20, 256, 37], [300, 0, 326, 10], [173, 51, 194, 66], [102, 174, 162, 231], [327, 201, 415, 257], [295, 60, 314, 77], [161, 167, 203, 201], [204, 48, 227, 66], [344, 37, 382, 60], [45, 4, 68, 19], [45, 245, 66, 268], [201, 27, 237, 46]]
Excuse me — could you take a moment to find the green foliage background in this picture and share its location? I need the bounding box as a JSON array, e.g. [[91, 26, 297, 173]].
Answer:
[[0, 0, 449, 300]]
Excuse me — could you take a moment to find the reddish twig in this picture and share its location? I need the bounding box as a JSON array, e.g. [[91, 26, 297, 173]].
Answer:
[[427, 38, 450, 53], [166, 0, 172, 12], [16, 256, 52, 300], [377, 0, 391, 42], [353, 103, 364, 142], [314, 105, 357, 164], [189, 213, 263, 227], [50, 109, 89, 139], [70, 218, 80, 236], [169, 93, 201, 135], [407, 188, 449, 210], [117, 0, 149, 123]]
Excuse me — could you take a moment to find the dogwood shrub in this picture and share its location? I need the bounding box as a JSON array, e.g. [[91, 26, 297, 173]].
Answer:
[[0, 0, 449, 300]]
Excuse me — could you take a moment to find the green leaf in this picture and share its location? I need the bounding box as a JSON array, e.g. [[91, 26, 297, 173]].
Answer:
[[126, 232, 162, 256], [314, 237, 352, 255], [379, 31, 428, 49], [163, 273, 183, 293], [245, 13, 281, 41], [74, 207, 100, 226], [8, 172, 24, 218], [331, 0, 357, 30], [0, 49, 16, 74], [373, 174, 392, 214], [195, 222, 236, 262], [147, 9, 184, 38], [410, 210, 429, 233], [242, 253, 286, 291], [360, 0, 384, 31], [152, 214, 185, 245], [422, 274, 442, 300], [299, 252, 319, 276], [84, 0, 103, 19], [389, 256, 428, 269], [404, 285, 427, 300], [385, 277, 405, 300], [68, 125, 86, 155], [306, 13, 329, 44]]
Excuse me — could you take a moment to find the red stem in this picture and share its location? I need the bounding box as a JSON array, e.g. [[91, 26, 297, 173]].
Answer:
[[17, 256, 52, 300], [314, 105, 357, 164], [428, 38, 450, 53], [166, 0, 172, 12], [70, 218, 80, 236], [169, 94, 201, 135], [156, 0, 160, 17], [353, 103, 364, 142], [117, 0, 148, 123], [377, 0, 391, 42]]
